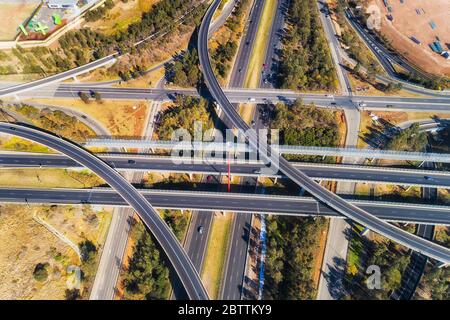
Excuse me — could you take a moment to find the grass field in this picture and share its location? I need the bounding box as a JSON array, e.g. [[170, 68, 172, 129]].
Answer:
[[25, 98, 150, 137], [243, 0, 277, 88], [0, 168, 104, 189], [201, 213, 233, 299]]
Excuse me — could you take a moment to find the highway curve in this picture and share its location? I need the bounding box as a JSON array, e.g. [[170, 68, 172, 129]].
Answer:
[[0, 122, 209, 300], [198, 0, 450, 264]]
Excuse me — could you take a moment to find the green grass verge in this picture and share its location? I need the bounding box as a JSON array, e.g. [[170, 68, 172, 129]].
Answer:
[[243, 0, 277, 88], [201, 214, 233, 299]]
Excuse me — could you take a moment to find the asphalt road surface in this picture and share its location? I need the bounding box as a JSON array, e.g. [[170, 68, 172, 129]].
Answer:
[[0, 123, 209, 300], [198, 0, 450, 264], [2, 187, 450, 225]]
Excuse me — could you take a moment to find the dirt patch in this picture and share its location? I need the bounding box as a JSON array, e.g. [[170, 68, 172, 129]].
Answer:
[[371, 0, 450, 76], [0, 204, 111, 299], [25, 98, 150, 137], [0, 2, 39, 40]]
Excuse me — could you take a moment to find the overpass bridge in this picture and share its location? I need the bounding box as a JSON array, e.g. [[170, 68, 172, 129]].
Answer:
[[1, 187, 450, 225], [84, 139, 450, 163], [2, 153, 450, 189]]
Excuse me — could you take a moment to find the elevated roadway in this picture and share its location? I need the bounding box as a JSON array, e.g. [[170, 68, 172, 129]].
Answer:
[[2, 153, 450, 188], [0, 122, 209, 300], [19, 85, 450, 112], [198, 0, 450, 264], [1, 187, 450, 225], [82, 139, 450, 163]]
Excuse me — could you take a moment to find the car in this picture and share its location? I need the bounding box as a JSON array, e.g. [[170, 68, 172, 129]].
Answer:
[[246, 41, 250, 45], [424, 176, 433, 181], [253, 169, 261, 174], [330, 102, 337, 105], [81, 115, 87, 119], [128, 159, 136, 164], [249, 97, 256, 102], [251, 120, 256, 126], [198, 226, 204, 234]]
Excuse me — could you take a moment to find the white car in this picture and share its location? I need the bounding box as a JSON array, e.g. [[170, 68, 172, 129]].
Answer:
[[249, 97, 256, 102]]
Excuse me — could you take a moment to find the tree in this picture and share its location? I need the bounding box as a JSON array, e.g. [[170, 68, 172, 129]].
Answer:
[[78, 92, 90, 104], [65, 289, 80, 300], [79, 240, 97, 263], [93, 91, 102, 104], [33, 263, 49, 282]]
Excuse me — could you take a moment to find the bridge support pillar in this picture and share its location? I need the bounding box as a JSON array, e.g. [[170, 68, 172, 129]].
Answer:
[[273, 177, 278, 184], [299, 187, 305, 196], [72, 76, 79, 82], [188, 173, 193, 180]]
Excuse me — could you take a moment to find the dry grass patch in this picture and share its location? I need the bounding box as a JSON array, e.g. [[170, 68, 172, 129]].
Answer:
[[25, 98, 150, 137], [0, 204, 111, 299], [201, 213, 233, 299]]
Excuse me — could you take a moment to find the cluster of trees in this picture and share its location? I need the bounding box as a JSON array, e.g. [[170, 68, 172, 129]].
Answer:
[[212, 41, 237, 79], [335, 0, 382, 73], [278, 0, 337, 90], [225, 0, 251, 33], [84, 0, 114, 22], [57, 0, 205, 70], [264, 216, 327, 299], [385, 123, 428, 152], [272, 99, 340, 161], [209, 0, 250, 81], [168, 49, 202, 87], [156, 95, 213, 140], [417, 263, 449, 300], [11, 104, 94, 141], [123, 211, 188, 300], [76, 240, 98, 299], [344, 237, 410, 300]]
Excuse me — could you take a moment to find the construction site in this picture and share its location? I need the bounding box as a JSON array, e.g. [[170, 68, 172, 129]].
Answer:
[[373, 0, 450, 76]]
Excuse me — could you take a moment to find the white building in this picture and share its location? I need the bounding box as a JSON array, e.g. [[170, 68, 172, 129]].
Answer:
[[47, 0, 78, 9]]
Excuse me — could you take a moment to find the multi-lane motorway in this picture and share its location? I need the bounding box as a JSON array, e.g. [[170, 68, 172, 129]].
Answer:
[[18, 85, 450, 112], [198, 0, 450, 264], [0, 122, 209, 300], [2, 153, 450, 189], [2, 187, 450, 225]]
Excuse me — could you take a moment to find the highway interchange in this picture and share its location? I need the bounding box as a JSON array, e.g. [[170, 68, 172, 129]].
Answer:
[[198, 0, 450, 264], [0, 0, 449, 300]]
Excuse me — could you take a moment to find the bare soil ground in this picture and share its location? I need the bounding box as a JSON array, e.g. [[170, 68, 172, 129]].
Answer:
[[83, 0, 160, 35], [0, 2, 40, 40], [0, 204, 111, 299], [371, 0, 450, 76]]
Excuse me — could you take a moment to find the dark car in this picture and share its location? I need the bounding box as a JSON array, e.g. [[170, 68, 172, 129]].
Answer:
[[128, 159, 136, 164]]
